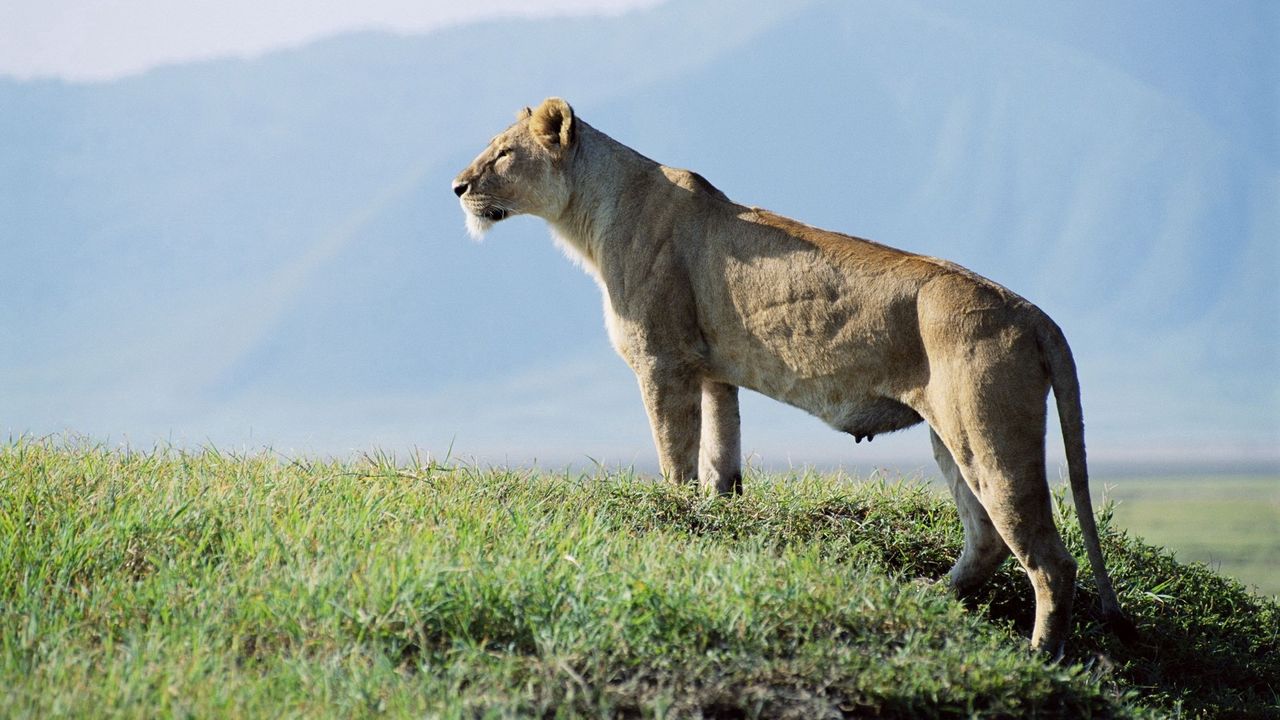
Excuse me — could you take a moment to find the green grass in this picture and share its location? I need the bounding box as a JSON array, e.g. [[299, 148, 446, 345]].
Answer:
[[2, 439, 1278, 718], [1105, 476, 1280, 597]]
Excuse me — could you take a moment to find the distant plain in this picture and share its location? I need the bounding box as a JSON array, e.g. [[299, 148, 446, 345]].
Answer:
[[1102, 474, 1280, 597]]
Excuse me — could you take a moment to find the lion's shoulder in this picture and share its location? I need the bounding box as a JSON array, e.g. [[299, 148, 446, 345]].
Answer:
[[660, 166, 730, 203]]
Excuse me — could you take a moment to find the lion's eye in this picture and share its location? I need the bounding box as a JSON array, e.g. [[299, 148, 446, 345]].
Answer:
[[496, 148, 511, 159]]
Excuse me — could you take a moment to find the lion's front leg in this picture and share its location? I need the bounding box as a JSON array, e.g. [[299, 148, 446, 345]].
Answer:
[[699, 380, 742, 495], [636, 368, 701, 485]]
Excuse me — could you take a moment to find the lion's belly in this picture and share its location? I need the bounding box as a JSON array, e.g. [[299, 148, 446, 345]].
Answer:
[[707, 344, 924, 441]]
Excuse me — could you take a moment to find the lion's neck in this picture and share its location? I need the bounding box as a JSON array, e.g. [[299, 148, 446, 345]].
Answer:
[[547, 123, 658, 279]]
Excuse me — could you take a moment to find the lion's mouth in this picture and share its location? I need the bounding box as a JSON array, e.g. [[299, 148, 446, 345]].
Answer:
[[480, 206, 509, 222], [461, 194, 512, 223], [461, 197, 512, 241]]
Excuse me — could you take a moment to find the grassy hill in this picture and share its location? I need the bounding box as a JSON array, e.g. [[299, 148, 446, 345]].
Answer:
[[2, 439, 1277, 718]]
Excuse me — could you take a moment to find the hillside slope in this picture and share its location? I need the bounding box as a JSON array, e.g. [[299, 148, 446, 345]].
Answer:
[[3, 440, 1278, 717]]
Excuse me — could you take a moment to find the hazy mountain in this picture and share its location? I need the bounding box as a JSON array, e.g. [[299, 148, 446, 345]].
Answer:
[[2, 0, 1276, 469]]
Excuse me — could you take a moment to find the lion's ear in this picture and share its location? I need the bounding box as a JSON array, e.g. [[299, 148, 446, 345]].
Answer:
[[530, 97, 575, 153], [516, 106, 532, 121]]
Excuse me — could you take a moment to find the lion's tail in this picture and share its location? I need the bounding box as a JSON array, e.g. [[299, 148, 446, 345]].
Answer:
[[1039, 318, 1138, 645]]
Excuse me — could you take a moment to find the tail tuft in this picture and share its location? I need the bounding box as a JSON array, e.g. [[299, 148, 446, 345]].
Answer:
[[1104, 610, 1140, 647]]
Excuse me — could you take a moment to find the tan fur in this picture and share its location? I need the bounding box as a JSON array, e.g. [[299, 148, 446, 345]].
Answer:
[[452, 97, 1134, 654]]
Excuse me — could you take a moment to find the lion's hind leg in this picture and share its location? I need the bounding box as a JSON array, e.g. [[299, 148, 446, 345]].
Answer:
[[930, 429, 1010, 598], [942, 422, 1080, 653], [926, 386, 1078, 657], [985, 479, 1077, 658]]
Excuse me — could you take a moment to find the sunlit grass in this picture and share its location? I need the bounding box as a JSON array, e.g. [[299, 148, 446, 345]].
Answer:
[[2, 439, 1276, 718]]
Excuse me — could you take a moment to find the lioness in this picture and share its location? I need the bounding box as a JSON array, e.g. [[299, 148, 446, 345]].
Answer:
[[453, 97, 1134, 655]]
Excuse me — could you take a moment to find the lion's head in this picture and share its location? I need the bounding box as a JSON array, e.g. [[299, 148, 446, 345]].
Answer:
[[452, 97, 577, 240]]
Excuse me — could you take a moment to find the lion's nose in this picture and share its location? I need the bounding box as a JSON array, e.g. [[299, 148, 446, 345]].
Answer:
[[452, 181, 468, 197]]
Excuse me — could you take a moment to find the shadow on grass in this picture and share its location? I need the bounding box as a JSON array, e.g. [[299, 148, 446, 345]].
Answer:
[[894, 511, 1279, 718], [605, 479, 1280, 718]]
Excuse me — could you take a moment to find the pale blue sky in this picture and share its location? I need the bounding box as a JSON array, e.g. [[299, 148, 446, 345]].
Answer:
[[0, 0, 662, 80], [2, 0, 1275, 470]]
